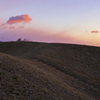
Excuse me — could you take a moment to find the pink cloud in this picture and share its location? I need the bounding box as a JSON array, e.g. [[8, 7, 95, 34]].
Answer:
[[91, 31, 99, 33], [7, 14, 32, 24], [10, 27, 15, 29], [18, 26, 24, 28]]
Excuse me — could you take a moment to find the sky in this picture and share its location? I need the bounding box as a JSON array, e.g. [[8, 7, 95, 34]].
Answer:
[[0, 0, 100, 47]]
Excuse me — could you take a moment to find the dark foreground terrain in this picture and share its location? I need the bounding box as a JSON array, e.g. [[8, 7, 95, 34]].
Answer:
[[0, 42, 100, 100]]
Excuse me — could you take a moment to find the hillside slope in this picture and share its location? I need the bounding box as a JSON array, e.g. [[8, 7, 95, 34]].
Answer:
[[0, 42, 100, 100], [0, 52, 95, 100]]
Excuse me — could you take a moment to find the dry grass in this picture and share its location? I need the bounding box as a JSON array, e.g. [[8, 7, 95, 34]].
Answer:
[[0, 42, 100, 100]]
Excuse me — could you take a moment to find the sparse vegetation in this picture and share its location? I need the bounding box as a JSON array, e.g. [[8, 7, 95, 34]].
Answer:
[[16, 38, 21, 42]]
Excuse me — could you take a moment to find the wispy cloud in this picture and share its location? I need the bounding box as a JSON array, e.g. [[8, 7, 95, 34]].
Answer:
[[7, 14, 32, 24], [18, 26, 24, 28], [1, 23, 5, 26], [91, 31, 99, 33], [10, 27, 15, 29]]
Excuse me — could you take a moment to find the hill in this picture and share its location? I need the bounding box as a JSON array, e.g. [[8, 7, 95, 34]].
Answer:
[[0, 42, 100, 100]]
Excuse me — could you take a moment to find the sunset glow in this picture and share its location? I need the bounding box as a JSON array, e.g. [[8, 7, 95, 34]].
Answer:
[[0, 0, 100, 47]]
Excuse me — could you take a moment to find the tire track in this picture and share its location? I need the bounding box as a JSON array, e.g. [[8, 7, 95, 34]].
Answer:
[[33, 58, 100, 92]]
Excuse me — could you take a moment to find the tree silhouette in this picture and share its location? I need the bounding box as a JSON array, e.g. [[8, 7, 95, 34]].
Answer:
[[17, 38, 21, 42]]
